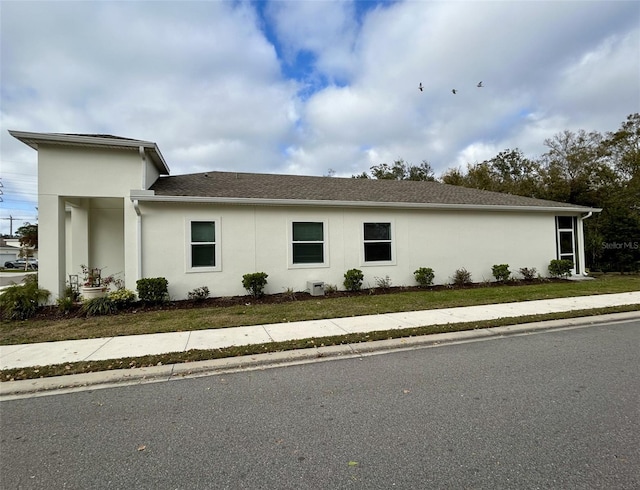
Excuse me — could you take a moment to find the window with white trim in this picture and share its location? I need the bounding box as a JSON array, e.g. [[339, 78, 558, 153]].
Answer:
[[556, 216, 578, 273], [291, 221, 325, 265], [188, 220, 220, 271], [363, 222, 392, 262]]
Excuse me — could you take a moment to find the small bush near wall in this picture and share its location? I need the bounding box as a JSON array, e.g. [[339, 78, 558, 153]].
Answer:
[[188, 286, 210, 301], [242, 272, 268, 298], [374, 275, 392, 289], [518, 267, 537, 281], [108, 288, 136, 308], [548, 259, 573, 278], [343, 269, 364, 292], [414, 267, 435, 287], [324, 284, 338, 294], [57, 285, 80, 314], [0, 275, 50, 320], [81, 297, 117, 317], [136, 277, 169, 304], [451, 267, 472, 286], [491, 264, 511, 282]]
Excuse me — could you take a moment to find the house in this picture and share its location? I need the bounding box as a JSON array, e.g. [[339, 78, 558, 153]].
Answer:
[[9, 130, 600, 302], [0, 238, 21, 266]]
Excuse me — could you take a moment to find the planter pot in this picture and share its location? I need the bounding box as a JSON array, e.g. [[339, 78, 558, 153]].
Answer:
[[81, 286, 107, 300]]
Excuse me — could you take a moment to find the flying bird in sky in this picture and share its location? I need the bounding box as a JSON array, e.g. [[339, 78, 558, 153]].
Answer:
[[477, 81, 483, 87], [452, 89, 457, 94], [418, 83, 423, 92]]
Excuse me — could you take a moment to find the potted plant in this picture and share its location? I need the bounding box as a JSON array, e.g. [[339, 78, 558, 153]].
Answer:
[[80, 265, 115, 299]]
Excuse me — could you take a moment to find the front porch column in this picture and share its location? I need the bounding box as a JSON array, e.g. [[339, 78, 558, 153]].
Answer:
[[39, 194, 66, 302]]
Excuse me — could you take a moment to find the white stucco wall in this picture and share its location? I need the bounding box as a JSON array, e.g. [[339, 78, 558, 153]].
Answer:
[[39, 145, 144, 198], [138, 201, 563, 300]]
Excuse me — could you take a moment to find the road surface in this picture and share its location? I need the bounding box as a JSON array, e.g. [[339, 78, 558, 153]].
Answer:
[[1, 318, 639, 489]]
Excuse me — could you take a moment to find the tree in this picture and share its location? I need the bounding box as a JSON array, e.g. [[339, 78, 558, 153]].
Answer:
[[485, 148, 542, 197], [16, 222, 38, 271], [363, 159, 436, 181], [539, 129, 605, 205]]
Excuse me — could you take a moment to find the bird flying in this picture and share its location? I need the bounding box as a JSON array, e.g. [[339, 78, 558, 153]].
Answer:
[[418, 83, 423, 92], [452, 89, 457, 94], [477, 81, 483, 87]]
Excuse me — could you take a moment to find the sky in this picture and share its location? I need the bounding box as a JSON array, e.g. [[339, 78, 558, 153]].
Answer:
[[1, 0, 638, 235]]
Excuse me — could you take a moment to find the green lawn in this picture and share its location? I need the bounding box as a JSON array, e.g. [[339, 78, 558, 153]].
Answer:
[[2, 274, 638, 346]]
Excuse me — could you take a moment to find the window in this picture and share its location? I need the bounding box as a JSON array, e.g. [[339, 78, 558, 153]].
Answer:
[[364, 222, 392, 262], [188, 220, 220, 271], [292, 221, 324, 264], [555, 216, 578, 274]]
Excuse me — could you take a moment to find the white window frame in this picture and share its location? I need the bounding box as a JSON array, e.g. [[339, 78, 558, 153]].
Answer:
[[555, 216, 578, 275], [361, 221, 396, 266], [186, 218, 221, 273], [288, 219, 329, 269]]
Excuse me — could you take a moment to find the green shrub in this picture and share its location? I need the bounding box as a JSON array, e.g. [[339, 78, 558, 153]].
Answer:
[[374, 275, 392, 289], [242, 272, 268, 298], [0, 275, 50, 320], [136, 277, 169, 304], [108, 288, 136, 308], [81, 297, 117, 317], [324, 284, 338, 294], [282, 287, 297, 300], [343, 268, 364, 292], [491, 264, 511, 282], [187, 286, 210, 301], [518, 267, 537, 281], [548, 259, 573, 278], [56, 296, 75, 314], [414, 267, 435, 287], [451, 267, 472, 286]]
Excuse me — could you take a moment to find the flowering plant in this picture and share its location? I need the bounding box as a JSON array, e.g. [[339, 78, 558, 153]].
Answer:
[[80, 265, 115, 288]]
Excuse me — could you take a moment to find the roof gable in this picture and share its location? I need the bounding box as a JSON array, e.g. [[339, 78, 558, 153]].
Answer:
[[9, 130, 170, 175]]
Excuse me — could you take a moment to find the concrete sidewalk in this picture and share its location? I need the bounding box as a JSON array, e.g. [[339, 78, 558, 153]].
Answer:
[[2, 291, 639, 372]]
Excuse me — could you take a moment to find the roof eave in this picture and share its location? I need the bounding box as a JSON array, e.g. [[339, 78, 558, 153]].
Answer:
[[8, 130, 170, 175], [129, 192, 601, 213]]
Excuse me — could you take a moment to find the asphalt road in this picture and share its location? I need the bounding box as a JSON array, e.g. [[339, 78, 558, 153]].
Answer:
[[1, 319, 639, 489]]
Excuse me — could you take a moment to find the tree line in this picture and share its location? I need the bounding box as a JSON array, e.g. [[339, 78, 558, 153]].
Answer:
[[354, 113, 640, 272]]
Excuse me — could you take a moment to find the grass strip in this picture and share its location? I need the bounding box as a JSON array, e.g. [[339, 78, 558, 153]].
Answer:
[[2, 304, 638, 383]]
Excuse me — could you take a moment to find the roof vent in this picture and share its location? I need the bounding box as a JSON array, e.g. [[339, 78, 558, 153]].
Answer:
[[204, 173, 209, 178]]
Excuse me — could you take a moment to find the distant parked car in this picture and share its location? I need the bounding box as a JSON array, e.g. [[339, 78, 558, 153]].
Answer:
[[3, 259, 38, 270]]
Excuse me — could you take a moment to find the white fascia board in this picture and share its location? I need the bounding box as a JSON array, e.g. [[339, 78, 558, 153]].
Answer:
[[9, 130, 170, 175], [129, 193, 601, 214]]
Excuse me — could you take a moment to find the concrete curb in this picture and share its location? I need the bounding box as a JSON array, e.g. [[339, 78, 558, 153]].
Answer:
[[2, 311, 638, 399]]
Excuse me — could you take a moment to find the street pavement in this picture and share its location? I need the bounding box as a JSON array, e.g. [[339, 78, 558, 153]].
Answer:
[[1, 318, 638, 488]]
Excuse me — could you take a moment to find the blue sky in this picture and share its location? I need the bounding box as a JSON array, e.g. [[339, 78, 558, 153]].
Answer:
[[1, 0, 638, 235]]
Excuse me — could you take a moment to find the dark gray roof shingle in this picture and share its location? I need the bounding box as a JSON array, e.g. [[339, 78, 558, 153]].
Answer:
[[149, 170, 592, 210]]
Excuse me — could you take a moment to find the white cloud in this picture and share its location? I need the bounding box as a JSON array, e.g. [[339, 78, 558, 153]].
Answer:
[[1, 0, 638, 234]]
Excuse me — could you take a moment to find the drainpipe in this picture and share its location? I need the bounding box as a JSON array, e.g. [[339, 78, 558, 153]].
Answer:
[[136, 145, 146, 283], [579, 211, 593, 276], [133, 199, 142, 281]]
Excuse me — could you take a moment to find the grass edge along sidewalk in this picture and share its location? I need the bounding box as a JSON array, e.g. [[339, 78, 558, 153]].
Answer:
[[2, 304, 639, 383]]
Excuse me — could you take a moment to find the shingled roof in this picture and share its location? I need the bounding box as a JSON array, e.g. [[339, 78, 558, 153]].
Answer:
[[148, 170, 595, 211]]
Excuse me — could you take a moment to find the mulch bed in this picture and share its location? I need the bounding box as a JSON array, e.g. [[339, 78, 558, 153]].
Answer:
[[31, 279, 549, 321]]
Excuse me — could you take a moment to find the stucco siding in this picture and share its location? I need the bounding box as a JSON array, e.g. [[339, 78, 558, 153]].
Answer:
[[38, 145, 143, 198], [88, 199, 125, 280], [138, 202, 562, 299]]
